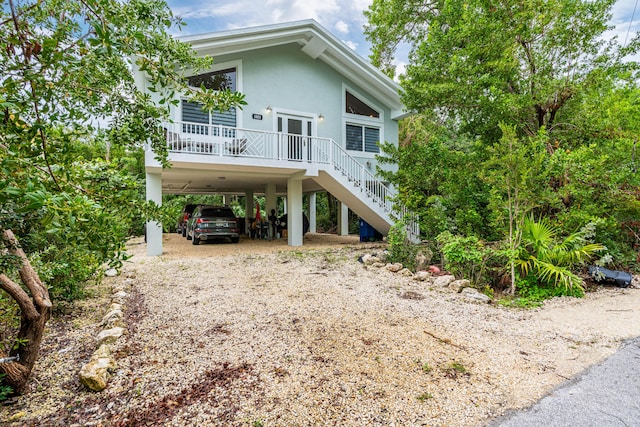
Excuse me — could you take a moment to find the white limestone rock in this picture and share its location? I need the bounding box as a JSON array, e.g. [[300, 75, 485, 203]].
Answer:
[[449, 279, 471, 293], [433, 275, 456, 288], [79, 345, 116, 392], [386, 263, 404, 273], [414, 271, 432, 282], [461, 287, 491, 303], [96, 327, 125, 347]]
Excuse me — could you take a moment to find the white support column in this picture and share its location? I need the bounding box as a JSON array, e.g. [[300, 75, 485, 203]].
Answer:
[[338, 201, 349, 236], [145, 172, 163, 256], [287, 178, 303, 246], [245, 190, 254, 234], [222, 195, 228, 205], [309, 192, 317, 233], [283, 196, 287, 214]]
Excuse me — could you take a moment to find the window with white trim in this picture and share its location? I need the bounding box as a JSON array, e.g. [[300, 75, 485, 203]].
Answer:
[[346, 124, 380, 153], [181, 67, 238, 135], [346, 91, 379, 118], [344, 90, 382, 154], [187, 68, 236, 91]]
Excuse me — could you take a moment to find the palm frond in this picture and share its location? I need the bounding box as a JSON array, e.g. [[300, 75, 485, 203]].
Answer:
[[514, 255, 536, 277], [522, 217, 556, 256], [553, 242, 605, 265], [535, 259, 584, 292]]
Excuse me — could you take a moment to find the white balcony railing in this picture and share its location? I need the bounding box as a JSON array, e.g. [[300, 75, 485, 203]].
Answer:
[[163, 121, 420, 240]]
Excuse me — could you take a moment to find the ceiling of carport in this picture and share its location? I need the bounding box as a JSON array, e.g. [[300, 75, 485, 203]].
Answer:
[[160, 167, 325, 195]]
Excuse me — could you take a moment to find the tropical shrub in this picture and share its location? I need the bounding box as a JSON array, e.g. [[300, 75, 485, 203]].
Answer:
[[515, 218, 605, 294], [0, 374, 12, 402], [436, 231, 493, 285], [387, 221, 418, 271]]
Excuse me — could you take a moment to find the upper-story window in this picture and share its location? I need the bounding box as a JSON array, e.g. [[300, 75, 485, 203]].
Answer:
[[187, 68, 236, 92], [346, 91, 379, 118], [346, 124, 380, 153], [182, 67, 238, 135], [344, 90, 382, 154]]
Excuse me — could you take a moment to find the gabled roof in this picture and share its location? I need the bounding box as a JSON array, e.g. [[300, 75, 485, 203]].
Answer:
[[179, 20, 409, 120]]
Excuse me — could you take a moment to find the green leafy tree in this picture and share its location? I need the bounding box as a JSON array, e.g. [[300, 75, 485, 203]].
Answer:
[[0, 0, 245, 394], [368, 0, 640, 281], [377, 115, 492, 241], [366, 0, 639, 141], [481, 124, 550, 293]]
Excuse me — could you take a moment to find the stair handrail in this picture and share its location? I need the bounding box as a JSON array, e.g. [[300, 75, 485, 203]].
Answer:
[[319, 134, 420, 241]]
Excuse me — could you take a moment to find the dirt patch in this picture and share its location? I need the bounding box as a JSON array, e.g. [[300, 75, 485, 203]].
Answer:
[[157, 232, 377, 258]]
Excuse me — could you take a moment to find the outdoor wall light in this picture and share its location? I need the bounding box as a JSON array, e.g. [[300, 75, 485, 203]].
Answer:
[[266, 106, 272, 112], [319, 114, 325, 121]]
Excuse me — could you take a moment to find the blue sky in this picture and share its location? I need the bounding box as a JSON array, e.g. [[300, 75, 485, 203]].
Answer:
[[167, 0, 640, 74]]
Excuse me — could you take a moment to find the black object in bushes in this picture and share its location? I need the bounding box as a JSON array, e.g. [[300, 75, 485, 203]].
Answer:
[[588, 266, 632, 288]]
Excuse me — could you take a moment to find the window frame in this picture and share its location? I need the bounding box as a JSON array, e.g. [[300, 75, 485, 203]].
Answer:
[[345, 123, 382, 154], [179, 60, 243, 129], [342, 85, 384, 157]]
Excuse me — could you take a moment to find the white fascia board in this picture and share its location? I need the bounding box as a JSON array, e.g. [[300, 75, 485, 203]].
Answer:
[[188, 33, 308, 57], [391, 110, 413, 120]]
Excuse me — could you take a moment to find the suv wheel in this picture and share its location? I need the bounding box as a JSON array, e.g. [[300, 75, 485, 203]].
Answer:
[[231, 237, 239, 243], [182, 226, 187, 238], [192, 236, 200, 245]]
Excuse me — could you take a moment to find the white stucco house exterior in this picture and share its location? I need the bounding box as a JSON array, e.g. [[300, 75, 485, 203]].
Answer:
[[137, 19, 415, 255]]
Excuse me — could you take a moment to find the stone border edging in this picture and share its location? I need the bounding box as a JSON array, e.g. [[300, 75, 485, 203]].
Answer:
[[360, 251, 492, 303], [78, 274, 133, 391]]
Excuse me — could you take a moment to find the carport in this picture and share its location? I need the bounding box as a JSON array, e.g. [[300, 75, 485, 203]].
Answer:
[[144, 152, 353, 256]]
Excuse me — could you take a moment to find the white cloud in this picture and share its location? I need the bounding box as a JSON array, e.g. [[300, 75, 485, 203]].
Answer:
[[335, 20, 349, 34], [168, 0, 377, 58], [392, 60, 407, 81], [343, 40, 358, 50]]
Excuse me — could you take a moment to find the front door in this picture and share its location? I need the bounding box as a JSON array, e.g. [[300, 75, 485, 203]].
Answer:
[[277, 113, 313, 161]]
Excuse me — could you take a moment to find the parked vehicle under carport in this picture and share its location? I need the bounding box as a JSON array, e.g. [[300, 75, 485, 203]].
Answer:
[[177, 204, 197, 238], [186, 205, 240, 245]]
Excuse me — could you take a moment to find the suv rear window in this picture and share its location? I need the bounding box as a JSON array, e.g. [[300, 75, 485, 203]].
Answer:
[[200, 208, 235, 217]]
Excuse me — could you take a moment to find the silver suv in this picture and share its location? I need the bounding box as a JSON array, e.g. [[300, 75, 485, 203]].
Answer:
[[186, 205, 240, 245]]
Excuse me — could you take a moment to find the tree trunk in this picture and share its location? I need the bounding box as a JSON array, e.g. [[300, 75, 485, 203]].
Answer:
[[0, 229, 52, 395]]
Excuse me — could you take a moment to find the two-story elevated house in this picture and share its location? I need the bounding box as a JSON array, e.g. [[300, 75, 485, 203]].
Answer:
[[138, 19, 415, 255]]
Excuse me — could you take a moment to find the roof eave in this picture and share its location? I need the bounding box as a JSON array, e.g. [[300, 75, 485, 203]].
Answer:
[[180, 20, 407, 118]]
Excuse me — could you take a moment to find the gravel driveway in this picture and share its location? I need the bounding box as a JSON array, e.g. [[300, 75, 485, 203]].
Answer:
[[3, 233, 640, 426]]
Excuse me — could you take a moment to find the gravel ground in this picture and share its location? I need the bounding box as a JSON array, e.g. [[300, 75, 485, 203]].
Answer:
[[2, 233, 640, 427]]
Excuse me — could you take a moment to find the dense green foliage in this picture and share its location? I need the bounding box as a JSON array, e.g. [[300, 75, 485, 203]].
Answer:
[[0, 0, 246, 386], [1, 0, 245, 300], [387, 221, 418, 271], [515, 218, 605, 294], [368, 0, 640, 299], [436, 232, 493, 286]]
